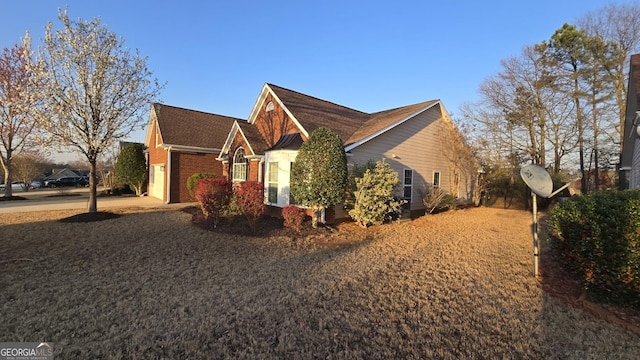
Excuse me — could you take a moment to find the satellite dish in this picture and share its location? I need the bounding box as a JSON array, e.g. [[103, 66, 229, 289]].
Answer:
[[520, 164, 553, 198]]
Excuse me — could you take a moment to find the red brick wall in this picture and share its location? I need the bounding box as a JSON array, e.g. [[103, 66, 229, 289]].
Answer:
[[170, 152, 223, 203], [254, 93, 303, 147]]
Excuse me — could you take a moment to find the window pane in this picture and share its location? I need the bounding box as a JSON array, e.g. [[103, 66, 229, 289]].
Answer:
[[268, 185, 277, 204], [433, 172, 440, 187], [404, 169, 412, 185], [268, 162, 278, 203], [269, 162, 278, 182], [403, 186, 412, 198]]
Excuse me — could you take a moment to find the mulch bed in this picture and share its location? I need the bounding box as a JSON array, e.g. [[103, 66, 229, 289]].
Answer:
[[58, 211, 122, 223], [0, 196, 26, 201], [539, 245, 640, 336]]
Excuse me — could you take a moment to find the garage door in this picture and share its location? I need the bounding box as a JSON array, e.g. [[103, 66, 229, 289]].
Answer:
[[149, 164, 165, 200]]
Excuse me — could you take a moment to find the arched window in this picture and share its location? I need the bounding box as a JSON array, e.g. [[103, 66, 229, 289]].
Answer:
[[266, 101, 274, 112], [232, 147, 248, 182]]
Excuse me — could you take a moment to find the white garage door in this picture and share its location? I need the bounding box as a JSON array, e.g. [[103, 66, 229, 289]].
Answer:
[[149, 164, 165, 200]]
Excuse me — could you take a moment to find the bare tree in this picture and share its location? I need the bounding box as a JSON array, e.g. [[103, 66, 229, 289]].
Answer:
[[12, 151, 49, 191], [0, 34, 42, 197], [34, 9, 162, 212]]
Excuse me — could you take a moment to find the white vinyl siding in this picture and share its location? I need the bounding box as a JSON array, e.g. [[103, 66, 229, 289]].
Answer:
[[349, 105, 457, 210]]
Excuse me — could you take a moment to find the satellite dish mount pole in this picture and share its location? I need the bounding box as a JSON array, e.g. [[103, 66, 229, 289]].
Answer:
[[531, 192, 539, 277]]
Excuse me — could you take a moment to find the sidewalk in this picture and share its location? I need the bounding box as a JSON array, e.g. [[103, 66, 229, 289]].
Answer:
[[0, 187, 181, 213]]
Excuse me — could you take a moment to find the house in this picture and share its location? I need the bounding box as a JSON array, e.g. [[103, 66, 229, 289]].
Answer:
[[621, 54, 640, 188], [144, 103, 240, 203], [217, 83, 479, 219]]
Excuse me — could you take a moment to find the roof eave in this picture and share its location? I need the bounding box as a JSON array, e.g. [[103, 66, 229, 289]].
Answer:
[[344, 100, 440, 152]]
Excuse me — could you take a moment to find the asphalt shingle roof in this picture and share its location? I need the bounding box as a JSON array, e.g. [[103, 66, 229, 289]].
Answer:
[[153, 103, 240, 149], [267, 84, 438, 147]]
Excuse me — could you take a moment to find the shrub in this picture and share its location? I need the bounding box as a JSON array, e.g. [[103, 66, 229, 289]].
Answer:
[[187, 173, 217, 199], [282, 205, 306, 232], [114, 143, 147, 195], [290, 127, 347, 227], [193, 178, 232, 228], [236, 181, 265, 231], [424, 188, 458, 214], [344, 159, 377, 210], [547, 190, 640, 309], [349, 160, 404, 228]]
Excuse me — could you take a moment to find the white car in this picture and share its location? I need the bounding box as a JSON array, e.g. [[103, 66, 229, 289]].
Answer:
[[0, 181, 25, 191]]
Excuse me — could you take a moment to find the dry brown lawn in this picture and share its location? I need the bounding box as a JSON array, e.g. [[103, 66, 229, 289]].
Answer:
[[1, 206, 639, 359]]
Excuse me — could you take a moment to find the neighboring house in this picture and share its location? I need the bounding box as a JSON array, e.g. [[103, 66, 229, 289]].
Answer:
[[218, 83, 479, 220], [44, 168, 88, 181], [144, 103, 240, 203], [622, 54, 640, 188]]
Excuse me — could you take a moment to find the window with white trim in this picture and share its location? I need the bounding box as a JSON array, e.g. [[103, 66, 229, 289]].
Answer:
[[232, 147, 247, 182], [433, 171, 441, 188], [403, 169, 413, 200], [266, 101, 274, 112], [268, 162, 278, 203]]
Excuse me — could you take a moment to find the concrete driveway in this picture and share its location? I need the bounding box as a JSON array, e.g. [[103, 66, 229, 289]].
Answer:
[[0, 187, 171, 213]]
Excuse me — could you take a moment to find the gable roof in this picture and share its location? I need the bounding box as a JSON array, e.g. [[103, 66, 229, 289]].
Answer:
[[218, 120, 270, 159], [267, 84, 370, 142], [147, 103, 240, 151], [345, 100, 438, 148], [248, 84, 441, 151]]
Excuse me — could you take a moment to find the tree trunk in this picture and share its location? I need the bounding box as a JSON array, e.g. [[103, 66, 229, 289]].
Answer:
[[88, 159, 98, 213], [2, 155, 12, 198]]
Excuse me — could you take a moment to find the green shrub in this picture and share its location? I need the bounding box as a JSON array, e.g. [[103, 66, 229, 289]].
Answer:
[[547, 190, 640, 309], [282, 205, 306, 232], [290, 127, 347, 227], [344, 159, 377, 210], [187, 173, 217, 199], [349, 160, 404, 228]]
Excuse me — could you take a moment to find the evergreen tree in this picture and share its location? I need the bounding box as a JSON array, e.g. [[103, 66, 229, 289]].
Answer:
[[115, 143, 146, 195], [290, 127, 347, 227]]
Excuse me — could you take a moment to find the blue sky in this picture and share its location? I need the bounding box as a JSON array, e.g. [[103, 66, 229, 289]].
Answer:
[[1, 0, 634, 161]]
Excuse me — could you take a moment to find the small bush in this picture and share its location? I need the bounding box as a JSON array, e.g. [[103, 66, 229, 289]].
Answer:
[[194, 178, 232, 228], [349, 160, 404, 228], [423, 187, 454, 214], [282, 205, 305, 232], [187, 173, 217, 199], [236, 181, 265, 231], [547, 190, 640, 309]]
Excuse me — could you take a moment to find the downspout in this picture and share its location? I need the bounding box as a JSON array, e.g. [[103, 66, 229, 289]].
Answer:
[[165, 146, 172, 204], [258, 157, 264, 182]]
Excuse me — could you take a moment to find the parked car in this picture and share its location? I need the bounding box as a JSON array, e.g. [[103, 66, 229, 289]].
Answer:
[[30, 180, 42, 189], [46, 177, 88, 188], [0, 181, 25, 191]]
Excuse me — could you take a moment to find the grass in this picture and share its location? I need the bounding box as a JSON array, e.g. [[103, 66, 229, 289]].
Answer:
[[0, 207, 639, 359]]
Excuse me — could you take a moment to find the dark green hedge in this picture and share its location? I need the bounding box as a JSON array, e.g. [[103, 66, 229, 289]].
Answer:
[[547, 190, 640, 309]]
